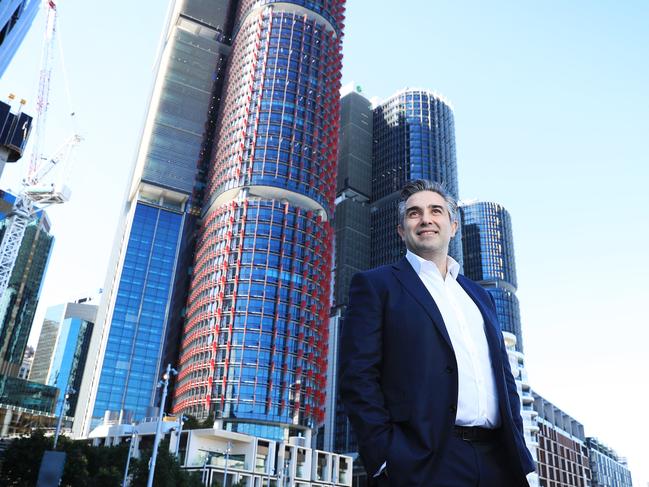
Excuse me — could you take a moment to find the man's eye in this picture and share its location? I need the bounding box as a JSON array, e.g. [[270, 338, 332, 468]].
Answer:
[[408, 211, 419, 217]]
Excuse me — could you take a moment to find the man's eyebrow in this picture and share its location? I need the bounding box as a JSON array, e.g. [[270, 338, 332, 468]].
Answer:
[[428, 204, 445, 211], [405, 205, 423, 213]]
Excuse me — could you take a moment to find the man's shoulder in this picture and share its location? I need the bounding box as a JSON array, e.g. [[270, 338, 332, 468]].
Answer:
[[355, 259, 407, 281]]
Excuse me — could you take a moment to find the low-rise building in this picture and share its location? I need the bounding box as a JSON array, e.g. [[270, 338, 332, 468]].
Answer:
[[88, 413, 353, 487], [586, 437, 633, 487], [533, 393, 591, 487]]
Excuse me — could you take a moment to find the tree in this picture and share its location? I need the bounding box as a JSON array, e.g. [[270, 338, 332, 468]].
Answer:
[[0, 430, 129, 487], [0, 429, 51, 486], [130, 438, 203, 487]]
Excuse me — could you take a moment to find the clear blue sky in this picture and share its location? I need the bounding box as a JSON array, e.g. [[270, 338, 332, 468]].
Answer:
[[1, 1, 647, 483]]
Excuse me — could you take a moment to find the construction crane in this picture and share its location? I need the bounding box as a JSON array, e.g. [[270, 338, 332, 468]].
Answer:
[[0, 0, 81, 298]]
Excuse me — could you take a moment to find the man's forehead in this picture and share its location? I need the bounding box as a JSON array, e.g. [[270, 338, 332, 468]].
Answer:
[[405, 190, 446, 206]]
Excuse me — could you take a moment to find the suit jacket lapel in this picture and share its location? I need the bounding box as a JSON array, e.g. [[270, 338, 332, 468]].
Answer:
[[392, 257, 454, 349]]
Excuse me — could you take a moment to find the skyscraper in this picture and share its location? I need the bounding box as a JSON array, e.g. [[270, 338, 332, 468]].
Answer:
[[0, 0, 39, 77], [371, 89, 461, 267], [324, 85, 372, 453], [0, 191, 53, 378], [30, 300, 97, 416], [459, 200, 524, 351], [172, 0, 346, 441], [73, 0, 238, 438]]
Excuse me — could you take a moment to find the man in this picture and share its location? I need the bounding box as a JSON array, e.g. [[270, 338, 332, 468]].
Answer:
[[339, 180, 535, 486]]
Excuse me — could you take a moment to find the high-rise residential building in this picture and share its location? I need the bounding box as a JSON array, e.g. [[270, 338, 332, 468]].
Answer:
[[534, 392, 592, 487], [30, 300, 97, 416], [371, 88, 461, 267], [503, 331, 540, 487], [73, 0, 238, 438], [0, 0, 39, 77], [586, 437, 633, 487], [459, 200, 524, 352], [0, 191, 53, 378], [460, 200, 541, 485], [172, 0, 346, 443]]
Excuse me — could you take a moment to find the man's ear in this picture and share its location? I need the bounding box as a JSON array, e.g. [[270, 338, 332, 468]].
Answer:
[[450, 220, 458, 237], [397, 224, 404, 240]]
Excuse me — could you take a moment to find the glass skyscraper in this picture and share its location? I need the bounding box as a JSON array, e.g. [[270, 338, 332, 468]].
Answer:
[[323, 86, 372, 454], [0, 191, 53, 378], [0, 0, 39, 77], [371, 89, 462, 267], [73, 0, 238, 438], [459, 200, 524, 351], [30, 301, 96, 416], [172, 0, 346, 441]]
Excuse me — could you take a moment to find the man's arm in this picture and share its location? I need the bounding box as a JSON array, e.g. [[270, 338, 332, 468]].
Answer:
[[488, 293, 536, 471], [339, 271, 392, 475]]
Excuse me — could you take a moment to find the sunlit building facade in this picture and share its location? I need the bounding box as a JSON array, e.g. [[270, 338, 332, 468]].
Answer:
[[172, 0, 345, 441], [534, 393, 591, 487], [371, 89, 461, 267], [73, 0, 237, 438], [586, 437, 633, 487]]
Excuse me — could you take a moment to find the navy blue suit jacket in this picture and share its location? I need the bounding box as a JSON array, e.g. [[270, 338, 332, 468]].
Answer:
[[339, 258, 535, 485]]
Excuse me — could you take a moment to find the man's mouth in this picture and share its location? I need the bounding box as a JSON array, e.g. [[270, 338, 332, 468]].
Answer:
[[417, 229, 438, 236]]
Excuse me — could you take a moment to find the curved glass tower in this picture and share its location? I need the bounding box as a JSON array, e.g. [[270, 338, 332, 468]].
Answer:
[[459, 201, 524, 351], [371, 89, 461, 267], [173, 0, 345, 439]]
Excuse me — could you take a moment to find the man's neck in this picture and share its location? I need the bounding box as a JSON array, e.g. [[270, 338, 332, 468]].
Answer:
[[412, 250, 449, 277]]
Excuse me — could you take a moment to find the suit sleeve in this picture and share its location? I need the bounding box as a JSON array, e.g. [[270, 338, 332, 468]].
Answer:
[[488, 293, 536, 470], [338, 271, 392, 475]]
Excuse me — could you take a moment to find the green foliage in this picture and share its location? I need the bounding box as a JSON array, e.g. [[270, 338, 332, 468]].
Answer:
[[0, 429, 51, 486], [0, 430, 198, 487], [183, 414, 214, 430], [130, 438, 203, 487]]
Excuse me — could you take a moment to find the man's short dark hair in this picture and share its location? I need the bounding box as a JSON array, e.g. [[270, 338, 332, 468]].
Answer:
[[398, 179, 458, 225]]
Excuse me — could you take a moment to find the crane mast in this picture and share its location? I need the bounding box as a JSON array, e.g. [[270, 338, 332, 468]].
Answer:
[[0, 1, 79, 298]]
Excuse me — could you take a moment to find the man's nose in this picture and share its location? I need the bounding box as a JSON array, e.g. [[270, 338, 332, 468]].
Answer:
[[420, 211, 434, 225]]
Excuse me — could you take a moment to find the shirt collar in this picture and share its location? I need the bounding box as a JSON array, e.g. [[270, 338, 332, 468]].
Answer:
[[405, 250, 460, 280]]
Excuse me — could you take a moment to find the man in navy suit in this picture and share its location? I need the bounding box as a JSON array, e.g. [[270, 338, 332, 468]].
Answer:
[[340, 179, 535, 486]]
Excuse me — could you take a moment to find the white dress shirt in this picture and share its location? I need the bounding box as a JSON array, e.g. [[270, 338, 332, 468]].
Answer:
[[405, 250, 501, 428]]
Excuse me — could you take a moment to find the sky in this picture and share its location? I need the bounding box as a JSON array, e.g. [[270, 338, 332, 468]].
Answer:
[[1, 0, 648, 484]]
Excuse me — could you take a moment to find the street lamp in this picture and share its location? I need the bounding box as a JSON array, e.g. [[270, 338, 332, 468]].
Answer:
[[122, 424, 137, 487], [222, 440, 232, 487], [173, 414, 187, 458], [53, 385, 76, 449], [146, 363, 177, 487]]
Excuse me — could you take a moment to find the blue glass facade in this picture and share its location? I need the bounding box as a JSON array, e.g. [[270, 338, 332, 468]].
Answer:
[[91, 203, 182, 424], [42, 304, 95, 417], [0, 210, 53, 377], [459, 201, 524, 351], [0, 0, 39, 77], [371, 89, 462, 267], [0, 374, 58, 414]]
